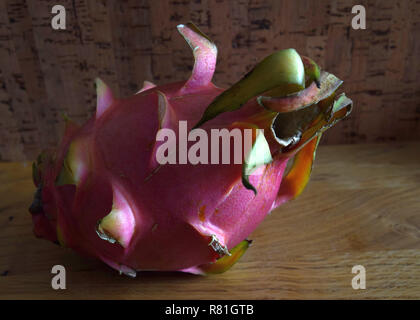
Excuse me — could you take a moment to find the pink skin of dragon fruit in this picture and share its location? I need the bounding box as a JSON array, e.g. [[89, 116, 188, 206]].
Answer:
[[29, 23, 352, 276]]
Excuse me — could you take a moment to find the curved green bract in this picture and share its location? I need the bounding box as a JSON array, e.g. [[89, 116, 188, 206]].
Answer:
[[194, 49, 305, 128], [55, 155, 75, 186], [55, 139, 87, 186]]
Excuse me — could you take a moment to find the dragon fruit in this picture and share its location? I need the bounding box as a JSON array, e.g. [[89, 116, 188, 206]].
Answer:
[[29, 23, 352, 276]]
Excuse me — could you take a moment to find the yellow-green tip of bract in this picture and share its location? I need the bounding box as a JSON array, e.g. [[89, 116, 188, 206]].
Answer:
[[55, 138, 90, 186], [198, 240, 252, 275], [95, 78, 114, 119], [96, 186, 136, 248]]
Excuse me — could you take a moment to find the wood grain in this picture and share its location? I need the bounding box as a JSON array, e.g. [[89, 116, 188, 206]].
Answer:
[[0, 142, 419, 299], [0, 0, 420, 160]]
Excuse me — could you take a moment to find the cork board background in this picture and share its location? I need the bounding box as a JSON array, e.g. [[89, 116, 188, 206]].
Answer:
[[0, 0, 419, 161]]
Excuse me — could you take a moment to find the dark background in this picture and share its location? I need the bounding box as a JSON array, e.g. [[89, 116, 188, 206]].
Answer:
[[0, 0, 419, 161]]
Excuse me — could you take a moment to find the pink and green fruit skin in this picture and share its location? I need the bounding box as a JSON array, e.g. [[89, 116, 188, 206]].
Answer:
[[29, 23, 352, 276]]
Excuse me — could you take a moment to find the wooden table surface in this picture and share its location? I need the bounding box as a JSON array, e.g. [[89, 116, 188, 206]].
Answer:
[[0, 142, 419, 299]]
